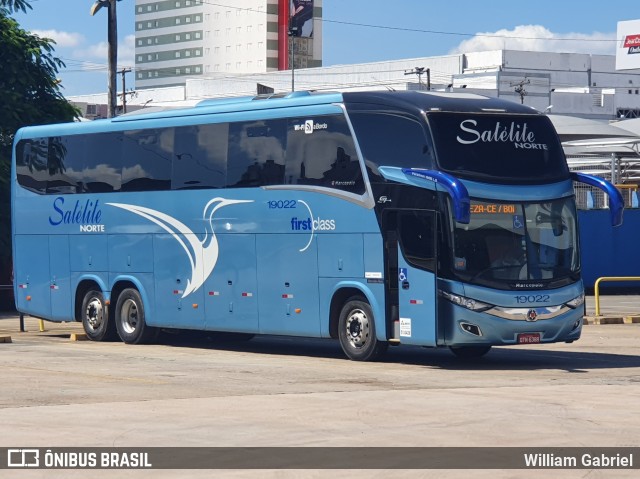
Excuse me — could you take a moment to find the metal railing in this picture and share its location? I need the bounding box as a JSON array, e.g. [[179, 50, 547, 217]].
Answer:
[[594, 276, 640, 316]]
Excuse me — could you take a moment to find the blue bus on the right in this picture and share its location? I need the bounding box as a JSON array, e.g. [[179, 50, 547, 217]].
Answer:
[[346, 91, 623, 358], [11, 90, 623, 361]]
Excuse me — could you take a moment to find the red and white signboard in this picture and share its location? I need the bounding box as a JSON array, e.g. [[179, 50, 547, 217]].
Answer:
[[616, 19, 640, 70]]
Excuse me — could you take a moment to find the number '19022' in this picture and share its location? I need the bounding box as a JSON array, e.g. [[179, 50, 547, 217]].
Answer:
[[267, 200, 297, 209], [515, 294, 550, 304]]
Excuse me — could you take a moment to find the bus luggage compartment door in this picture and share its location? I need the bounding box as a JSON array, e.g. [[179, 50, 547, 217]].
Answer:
[[14, 235, 52, 318], [48, 235, 71, 321], [396, 210, 437, 346], [204, 234, 258, 333]]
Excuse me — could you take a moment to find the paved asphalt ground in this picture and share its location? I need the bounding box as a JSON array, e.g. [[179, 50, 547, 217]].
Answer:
[[585, 294, 640, 318], [0, 295, 639, 479]]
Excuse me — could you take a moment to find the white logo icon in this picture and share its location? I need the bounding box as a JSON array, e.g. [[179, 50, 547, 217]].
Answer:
[[8, 449, 40, 468], [304, 120, 314, 134], [108, 197, 253, 298]]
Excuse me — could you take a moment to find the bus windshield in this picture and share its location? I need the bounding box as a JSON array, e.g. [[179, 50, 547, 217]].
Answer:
[[428, 112, 569, 184], [452, 198, 579, 289]]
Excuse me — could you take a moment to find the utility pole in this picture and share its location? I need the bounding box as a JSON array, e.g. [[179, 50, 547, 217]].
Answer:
[[107, 0, 117, 118], [288, 26, 298, 92], [91, 0, 119, 118], [510, 78, 530, 104], [119, 67, 132, 113], [404, 67, 430, 91]]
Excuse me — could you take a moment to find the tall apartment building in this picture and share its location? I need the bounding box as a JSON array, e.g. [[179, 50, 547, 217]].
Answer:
[[134, 0, 322, 90]]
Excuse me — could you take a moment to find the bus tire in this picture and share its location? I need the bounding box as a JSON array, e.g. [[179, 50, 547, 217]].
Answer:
[[449, 345, 492, 359], [338, 297, 388, 361], [81, 289, 115, 341], [115, 288, 157, 344]]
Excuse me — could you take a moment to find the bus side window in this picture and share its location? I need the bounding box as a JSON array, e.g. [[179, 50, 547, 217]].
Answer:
[[16, 138, 48, 194], [348, 112, 435, 183], [85, 131, 123, 193], [285, 115, 364, 195], [121, 128, 172, 191], [17, 133, 123, 194], [172, 123, 228, 190], [398, 211, 437, 272], [46, 135, 86, 194], [227, 119, 286, 187]]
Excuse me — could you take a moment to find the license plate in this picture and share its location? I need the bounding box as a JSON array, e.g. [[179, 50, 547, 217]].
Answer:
[[517, 333, 541, 344]]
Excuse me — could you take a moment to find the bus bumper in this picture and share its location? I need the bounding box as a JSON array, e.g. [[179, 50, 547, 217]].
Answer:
[[441, 300, 584, 347]]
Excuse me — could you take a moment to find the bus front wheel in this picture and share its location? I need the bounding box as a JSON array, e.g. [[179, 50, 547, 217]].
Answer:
[[81, 289, 115, 341], [115, 288, 157, 344], [338, 297, 388, 361]]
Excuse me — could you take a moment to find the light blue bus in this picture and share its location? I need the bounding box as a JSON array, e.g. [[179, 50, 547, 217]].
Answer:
[[11, 91, 623, 360]]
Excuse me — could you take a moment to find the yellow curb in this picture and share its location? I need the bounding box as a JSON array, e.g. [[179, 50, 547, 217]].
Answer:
[[599, 317, 625, 325], [70, 333, 89, 341], [623, 316, 640, 324], [583, 316, 624, 325], [0, 336, 12, 343]]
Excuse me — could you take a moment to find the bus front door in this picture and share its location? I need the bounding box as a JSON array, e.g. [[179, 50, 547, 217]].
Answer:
[[395, 210, 438, 346]]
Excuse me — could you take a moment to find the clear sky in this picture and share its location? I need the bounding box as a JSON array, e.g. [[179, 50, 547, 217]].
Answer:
[[11, 0, 636, 97]]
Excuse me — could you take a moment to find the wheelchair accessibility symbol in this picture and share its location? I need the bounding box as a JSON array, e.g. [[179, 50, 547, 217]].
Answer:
[[398, 268, 408, 282], [512, 215, 524, 230]]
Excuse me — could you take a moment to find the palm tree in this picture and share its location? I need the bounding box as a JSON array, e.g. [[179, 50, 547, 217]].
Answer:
[[0, 0, 32, 14]]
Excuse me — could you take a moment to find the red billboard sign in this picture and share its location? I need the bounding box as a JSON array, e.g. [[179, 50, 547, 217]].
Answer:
[[623, 34, 640, 48]]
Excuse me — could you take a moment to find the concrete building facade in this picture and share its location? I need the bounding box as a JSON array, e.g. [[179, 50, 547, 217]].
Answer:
[[71, 49, 640, 121], [134, 0, 322, 90], [457, 50, 640, 119]]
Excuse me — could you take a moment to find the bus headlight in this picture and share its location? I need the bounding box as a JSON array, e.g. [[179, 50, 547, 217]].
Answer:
[[441, 291, 492, 312], [565, 292, 585, 309]]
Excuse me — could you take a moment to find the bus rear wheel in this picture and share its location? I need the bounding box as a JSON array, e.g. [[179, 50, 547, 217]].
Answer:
[[115, 288, 157, 344], [338, 297, 388, 361], [449, 345, 492, 359], [81, 289, 115, 341]]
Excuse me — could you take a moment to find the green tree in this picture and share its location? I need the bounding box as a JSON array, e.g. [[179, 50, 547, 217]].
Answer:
[[0, 0, 78, 300], [2, 0, 30, 13]]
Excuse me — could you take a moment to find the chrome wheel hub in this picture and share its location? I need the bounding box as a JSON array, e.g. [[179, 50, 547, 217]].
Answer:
[[85, 298, 103, 330], [345, 309, 370, 349], [120, 298, 139, 334]]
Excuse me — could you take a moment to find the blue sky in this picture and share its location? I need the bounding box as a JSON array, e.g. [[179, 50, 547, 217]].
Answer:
[[12, 0, 635, 97]]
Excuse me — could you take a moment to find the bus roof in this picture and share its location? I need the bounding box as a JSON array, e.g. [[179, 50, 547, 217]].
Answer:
[[111, 90, 345, 124], [342, 90, 542, 115], [15, 90, 541, 139], [118, 90, 540, 121]]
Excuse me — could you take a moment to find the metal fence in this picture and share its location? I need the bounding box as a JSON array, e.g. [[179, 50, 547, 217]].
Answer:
[[567, 156, 640, 209]]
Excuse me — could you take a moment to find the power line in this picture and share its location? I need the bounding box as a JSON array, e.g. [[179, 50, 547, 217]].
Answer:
[[195, 1, 619, 43], [58, 53, 639, 94], [58, 2, 619, 77], [322, 18, 618, 43]]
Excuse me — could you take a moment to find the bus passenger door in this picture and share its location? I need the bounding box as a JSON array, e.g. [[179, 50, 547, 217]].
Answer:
[[395, 210, 438, 346]]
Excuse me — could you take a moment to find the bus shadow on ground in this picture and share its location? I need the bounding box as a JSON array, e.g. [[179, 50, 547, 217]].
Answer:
[[398, 347, 640, 372], [156, 329, 640, 372], [158, 329, 346, 360]]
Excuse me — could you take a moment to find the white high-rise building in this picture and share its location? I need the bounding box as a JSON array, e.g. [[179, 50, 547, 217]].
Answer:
[[134, 0, 322, 90]]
